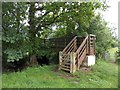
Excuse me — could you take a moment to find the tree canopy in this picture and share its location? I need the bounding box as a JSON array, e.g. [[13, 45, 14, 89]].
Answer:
[[2, 2, 116, 63]]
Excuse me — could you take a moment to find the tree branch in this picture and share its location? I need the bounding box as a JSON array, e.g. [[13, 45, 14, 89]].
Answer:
[[36, 12, 64, 31], [36, 7, 44, 11]]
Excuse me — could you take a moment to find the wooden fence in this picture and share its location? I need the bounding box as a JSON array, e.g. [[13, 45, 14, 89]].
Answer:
[[40, 36, 84, 51]]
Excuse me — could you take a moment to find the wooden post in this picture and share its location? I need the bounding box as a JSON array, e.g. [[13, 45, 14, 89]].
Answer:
[[77, 53, 79, 70], [70, 52, 73, 73], [73, 52, 76, 73], [59, 51, 62, 70], [88, 35, 90, 55], [86, 36, 88, 54], [94, 36, 96, 55], [93, 36, 95, 55], [70, 52, 76, 73], [89, 35, 91, 55]]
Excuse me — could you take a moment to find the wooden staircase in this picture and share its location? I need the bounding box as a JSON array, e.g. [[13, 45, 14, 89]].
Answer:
[[59, 34, 96, 73]]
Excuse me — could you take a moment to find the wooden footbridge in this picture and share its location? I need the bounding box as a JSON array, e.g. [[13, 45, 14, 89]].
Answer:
[[58, 34, 96, 73], [41, 34, 96, 73]]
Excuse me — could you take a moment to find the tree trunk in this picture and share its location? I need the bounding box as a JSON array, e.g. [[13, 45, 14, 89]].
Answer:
[[28, 2, 38, 64]]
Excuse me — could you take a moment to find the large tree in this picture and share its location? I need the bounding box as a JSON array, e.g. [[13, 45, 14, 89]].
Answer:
[[87, 14, 114, 56], [2, 2, 28, 62], [2, 2, 110, 63]]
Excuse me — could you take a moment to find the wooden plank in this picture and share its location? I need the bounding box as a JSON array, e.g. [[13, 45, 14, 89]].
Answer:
[[93, 37, 96, 55], [72, 52, 76, 73], [89, 34, 95, 37], [61, 53, 70, 65], [65, 43, 76, 54], [78, 49, 86, 68], [77, 43, 86, 56], [76, 36, 88, 54], [78, 50, 86, 60], [60, 67, 70, 71], [63, 36, 77, 53], [70, 52, 73, 73], [65, 42, 75, 52], [78, 44, 86, 57], [60, 65, 70, 68], [63, 39, 77, 53], [64, 62, 70, 65]]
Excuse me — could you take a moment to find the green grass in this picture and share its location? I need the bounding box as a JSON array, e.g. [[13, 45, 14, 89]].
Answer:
[[0, 74, 2, 89], [2, 60, 118, 88]]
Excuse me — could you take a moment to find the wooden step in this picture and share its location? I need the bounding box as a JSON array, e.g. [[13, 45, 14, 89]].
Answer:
[[64, 62, 70, 65], [90, 42, 93, 44], [60, 65, 70, 68], [61, 62, 70, 66], [90, 45, 94, 48], [60, 67, 70, 71]]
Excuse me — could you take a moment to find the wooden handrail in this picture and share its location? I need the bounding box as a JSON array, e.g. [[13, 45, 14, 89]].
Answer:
[[75, 35, 88, 69], [60, 36, 77, 66], [63, 36, 77, 53], [59, 34, 96, 73], [89, 34, 95, 37], [75, 36, 88, 54]]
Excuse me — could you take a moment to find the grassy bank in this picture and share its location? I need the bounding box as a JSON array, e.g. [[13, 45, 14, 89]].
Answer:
[[2, 60, 118, 88]]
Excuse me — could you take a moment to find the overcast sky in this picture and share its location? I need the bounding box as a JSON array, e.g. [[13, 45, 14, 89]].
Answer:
[[102, 0, 119, 37]]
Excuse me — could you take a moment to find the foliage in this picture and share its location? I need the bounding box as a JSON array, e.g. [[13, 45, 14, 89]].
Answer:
[[2, 2, 29, 63], [2, 60, 118, 88], [116, 51, 120, 64], [111, 36, 118, 48], [2, 2, 115, 63], [87, 14, 115, 56], [108, 47, 118, 60], [51, 2, 102, 38]]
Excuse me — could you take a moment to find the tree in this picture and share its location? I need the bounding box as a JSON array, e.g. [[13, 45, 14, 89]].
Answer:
[[2, 2, 108, 63], [27, 2, 108, 61], [50, 2, 102, 37], [87, 14, 115, 57], [2, 2, 29, 63]]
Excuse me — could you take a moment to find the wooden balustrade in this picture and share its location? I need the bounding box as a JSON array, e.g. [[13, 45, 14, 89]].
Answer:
[[75, 36, 88, 70], [59, 36, 77, 72], [63, 36, 77, 54], [59, 34, 96, 73]]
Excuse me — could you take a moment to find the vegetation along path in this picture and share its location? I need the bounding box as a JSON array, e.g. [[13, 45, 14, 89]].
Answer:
[[2, 60, 118, 88]]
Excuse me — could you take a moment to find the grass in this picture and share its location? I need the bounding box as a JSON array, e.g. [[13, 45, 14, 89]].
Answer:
[[2, 60, 118, 88], [0, 74, 2, 89]]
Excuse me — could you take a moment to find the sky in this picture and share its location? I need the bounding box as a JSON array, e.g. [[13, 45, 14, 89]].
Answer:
[[101, 0, 119, 37]]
